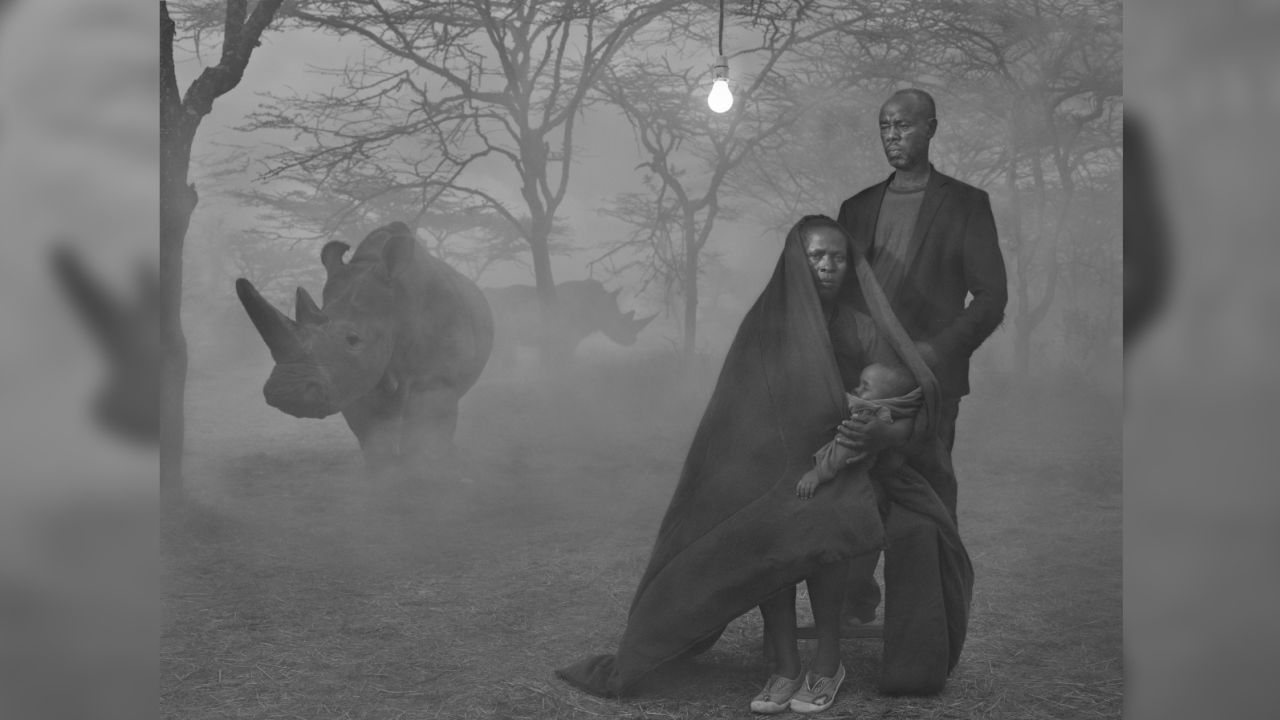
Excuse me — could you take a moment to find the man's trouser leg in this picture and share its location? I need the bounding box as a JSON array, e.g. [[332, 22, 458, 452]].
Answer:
[[842, 396, 962, 621]]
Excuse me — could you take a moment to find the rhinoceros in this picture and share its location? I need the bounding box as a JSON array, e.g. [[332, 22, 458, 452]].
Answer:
[[235, 221, 493, 476], [482, 279, 656, 366]]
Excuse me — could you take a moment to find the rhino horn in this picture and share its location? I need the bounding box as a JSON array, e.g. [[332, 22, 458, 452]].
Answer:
[[295, 287, 327, 325], [236, 278, 303, 362]]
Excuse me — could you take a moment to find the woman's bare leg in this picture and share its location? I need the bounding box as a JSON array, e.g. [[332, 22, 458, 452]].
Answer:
[[806, 559, 851, 677], [758, 586, 802, 678]]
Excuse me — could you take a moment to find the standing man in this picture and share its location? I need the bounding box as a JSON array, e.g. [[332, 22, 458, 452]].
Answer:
[[836, 88, 1007, 625]]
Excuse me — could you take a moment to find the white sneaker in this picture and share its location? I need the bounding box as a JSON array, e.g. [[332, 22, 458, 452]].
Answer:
[[750, 672, 804, 714], [789, 664, 846, 714]]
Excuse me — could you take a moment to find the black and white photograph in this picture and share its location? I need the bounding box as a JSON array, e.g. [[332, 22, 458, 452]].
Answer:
[[0, 1, 1278, 719], [158, 1, 1123, 717]]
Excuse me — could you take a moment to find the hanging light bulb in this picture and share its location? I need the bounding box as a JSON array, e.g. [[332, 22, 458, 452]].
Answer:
[[708, 56, 733, 113], [707, 0, 732, 114]]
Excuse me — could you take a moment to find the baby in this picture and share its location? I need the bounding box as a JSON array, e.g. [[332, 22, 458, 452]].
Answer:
[[796, 363, 922, 499]]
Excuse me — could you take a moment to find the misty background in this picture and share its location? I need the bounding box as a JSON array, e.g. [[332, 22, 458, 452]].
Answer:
[[16, 0, 1280, 719], [156, 3, 1125, 720], [172, 0, 1122, 400]]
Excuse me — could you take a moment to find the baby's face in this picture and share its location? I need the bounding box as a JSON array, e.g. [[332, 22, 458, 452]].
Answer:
[[855, 367, 894, 400]]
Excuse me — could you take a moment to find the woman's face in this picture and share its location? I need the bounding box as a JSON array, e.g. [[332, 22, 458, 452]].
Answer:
[[804, 226, 849, 302]]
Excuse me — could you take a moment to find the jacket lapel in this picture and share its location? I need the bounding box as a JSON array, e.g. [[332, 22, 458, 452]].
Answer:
[[860, 177, 891, 262], [902, 168, 950, 274]]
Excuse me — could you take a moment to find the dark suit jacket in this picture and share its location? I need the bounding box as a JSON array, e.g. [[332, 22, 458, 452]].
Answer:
[[837, 167, 1008, 398]]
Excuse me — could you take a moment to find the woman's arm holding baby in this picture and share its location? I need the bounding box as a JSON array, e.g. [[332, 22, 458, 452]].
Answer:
[[833, 412, 914, 455]]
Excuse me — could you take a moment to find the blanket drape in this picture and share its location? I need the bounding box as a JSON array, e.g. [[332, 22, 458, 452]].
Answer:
[[556, 219, 970, 697]]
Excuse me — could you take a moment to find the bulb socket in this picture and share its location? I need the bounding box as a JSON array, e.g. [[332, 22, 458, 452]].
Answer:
[[713, 55, 729, 80]]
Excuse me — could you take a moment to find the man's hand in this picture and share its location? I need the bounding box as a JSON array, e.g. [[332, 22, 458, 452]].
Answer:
[[796, 468, 822, 499], [834, 413, 900, 455]]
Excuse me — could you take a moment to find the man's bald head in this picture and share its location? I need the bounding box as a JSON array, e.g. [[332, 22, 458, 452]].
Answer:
[[884, 88, 937, 120]]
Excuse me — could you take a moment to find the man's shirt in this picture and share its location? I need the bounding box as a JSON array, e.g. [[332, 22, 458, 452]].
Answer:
[[870, 184, 928, 301]]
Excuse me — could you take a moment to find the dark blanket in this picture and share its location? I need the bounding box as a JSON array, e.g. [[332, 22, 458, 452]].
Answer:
[[878, 464, 974, 694], [853, 245, 975, 694], [557, 220, 971, 697]]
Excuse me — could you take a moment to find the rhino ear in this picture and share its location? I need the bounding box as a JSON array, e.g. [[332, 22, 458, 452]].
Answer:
[[321, 241, 349, 274], [380, 228, 417, 278]]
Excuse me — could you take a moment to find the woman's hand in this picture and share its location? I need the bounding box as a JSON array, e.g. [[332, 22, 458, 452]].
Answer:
[[834, 413, 904, 455]]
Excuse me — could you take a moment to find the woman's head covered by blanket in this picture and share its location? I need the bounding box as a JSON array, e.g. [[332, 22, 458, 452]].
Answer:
[[555, 215, 940, 698], [791, 214, 940, 442]]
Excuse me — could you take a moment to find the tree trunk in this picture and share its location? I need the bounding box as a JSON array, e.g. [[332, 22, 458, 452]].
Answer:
[[525, 221, 560, 364], [158, 0, 285, 499], [160, 125, 197, 497], [1013, 309, 1031, 378], [1004, 116, 1033, 379], [681, 225, 699, 363], [529, 236, 557, 311]]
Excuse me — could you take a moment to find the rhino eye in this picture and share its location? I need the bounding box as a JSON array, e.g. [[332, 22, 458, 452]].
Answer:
[[345, 333, 362, 348]]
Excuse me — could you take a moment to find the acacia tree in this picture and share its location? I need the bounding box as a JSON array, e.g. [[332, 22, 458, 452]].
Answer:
[[161, 0, 285, 495], [908, 0, 1123, 376], [1057, 164, 1122, 375], [725, 0, 926, 228], [247, 0, 682, 326], [730, 0, 1121, 379], [227, 177, 574, 284], [593, 0, 881, 360]]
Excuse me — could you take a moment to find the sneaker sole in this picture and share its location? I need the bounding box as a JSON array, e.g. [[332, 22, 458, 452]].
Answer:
[[790, 699, 835, 714]]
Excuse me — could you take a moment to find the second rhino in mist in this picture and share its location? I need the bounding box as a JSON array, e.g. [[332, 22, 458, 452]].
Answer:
[[235, 221, 493, 478], [482, 279, 656, 366]]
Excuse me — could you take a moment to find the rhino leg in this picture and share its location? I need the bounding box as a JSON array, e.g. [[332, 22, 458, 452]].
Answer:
[[341, 390, 404, 476], [399, 384, 462, 480]]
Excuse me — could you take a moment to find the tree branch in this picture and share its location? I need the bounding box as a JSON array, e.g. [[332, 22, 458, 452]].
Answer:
[[181, 0, 285, 119]]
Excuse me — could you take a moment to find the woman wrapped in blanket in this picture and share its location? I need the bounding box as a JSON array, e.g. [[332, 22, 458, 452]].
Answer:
[[557, 215, 960, 713]]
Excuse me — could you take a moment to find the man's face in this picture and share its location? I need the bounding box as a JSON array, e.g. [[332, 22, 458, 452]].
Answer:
[[804, 226, 849, 302], [879, 98, 935, 171]]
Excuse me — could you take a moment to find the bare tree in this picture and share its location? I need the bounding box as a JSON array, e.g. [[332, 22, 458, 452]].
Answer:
[[725, 0, 1121, 380], [244, 0, 682, 329], [908, 0, 1122, 377], [161, 0, 286, 495], [726, 1, 926, 228], [593, 0, 877, 360], [227, 179, 575, 284]]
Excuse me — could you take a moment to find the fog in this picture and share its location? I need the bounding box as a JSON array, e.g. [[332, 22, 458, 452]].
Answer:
[[163, 4, 1125, 719], [1, 0, 1275, 718]]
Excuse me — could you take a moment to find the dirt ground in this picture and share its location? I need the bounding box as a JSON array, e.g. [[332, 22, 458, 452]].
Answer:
[[162, 354, 1121, 719]]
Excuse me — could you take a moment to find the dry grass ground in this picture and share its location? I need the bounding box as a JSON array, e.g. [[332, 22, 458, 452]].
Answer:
[[163, 356, 1120, 719]]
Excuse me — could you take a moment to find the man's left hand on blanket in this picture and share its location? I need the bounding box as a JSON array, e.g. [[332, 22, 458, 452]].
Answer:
[[835, 413, 898, 454]]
